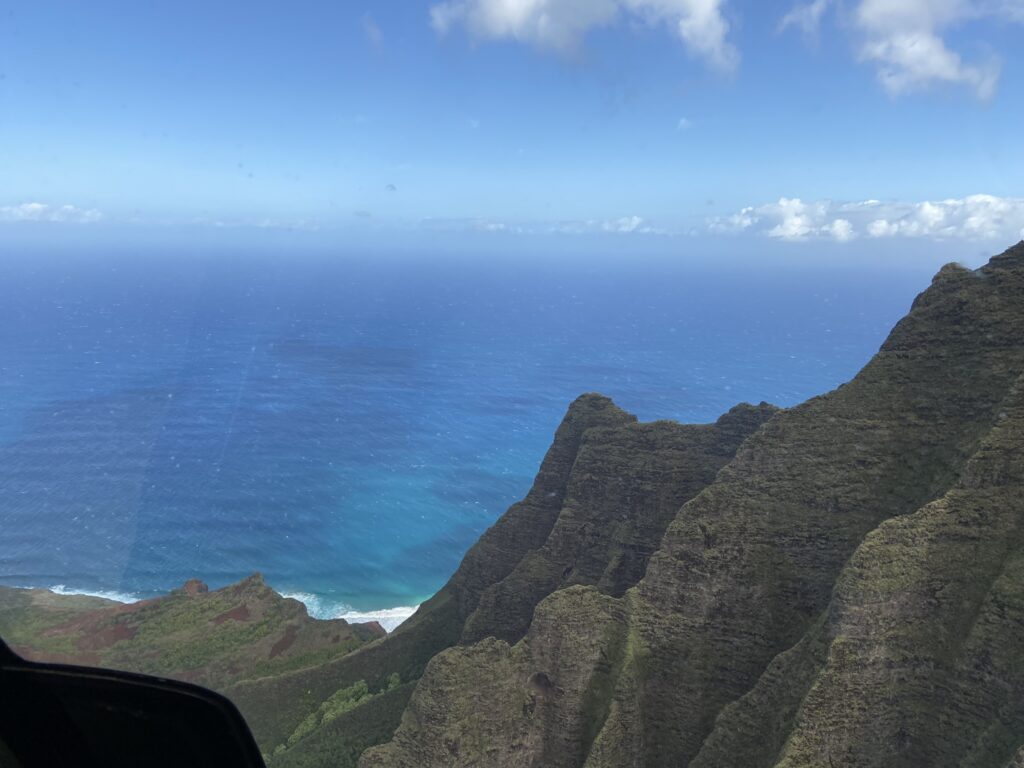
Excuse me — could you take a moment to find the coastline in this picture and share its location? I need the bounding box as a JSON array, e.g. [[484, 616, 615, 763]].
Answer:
[[16, 582, 419, 634]]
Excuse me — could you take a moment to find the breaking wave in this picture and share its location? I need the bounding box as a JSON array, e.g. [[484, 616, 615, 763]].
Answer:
[[280, 591, 418, 633], [48, 584, 143, 604]]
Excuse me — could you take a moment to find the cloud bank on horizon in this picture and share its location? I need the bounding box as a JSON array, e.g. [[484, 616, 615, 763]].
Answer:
[[711, 195, 1024, 243], [17, 194, 1023, 247], [0, 202, 103, 224], [438, 194, 1024, 242]]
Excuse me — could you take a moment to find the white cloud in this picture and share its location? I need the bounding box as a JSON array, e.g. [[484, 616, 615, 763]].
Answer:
[[0, 202, 103, 224], [430, 0, 738, 71], [852, 0, 1015, 99], [603, 215, 645, 233], [823, 217, 855, 242], [711, 194, 1024, 242], [860, 30, 999, 98], [677, 117, 692, 130], [430, 0, 620, 50], [865, 194, 1024, 238], [778, 1, 1021, 98], [779, 0, 831, 41], [765, 198, 820, 240], [867, 218, 899, 237], [418, 214, 664, 235], [708, 205, 757, 233], [623, 0, 739, 72]]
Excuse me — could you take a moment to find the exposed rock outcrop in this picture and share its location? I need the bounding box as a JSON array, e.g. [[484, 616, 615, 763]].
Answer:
[[229, 392, 775, 765], [10, 244, 1024, 768], [363, 243, 1024, 768]]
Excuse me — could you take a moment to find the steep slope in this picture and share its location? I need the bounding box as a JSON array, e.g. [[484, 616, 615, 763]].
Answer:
[[228, 395, 775, 766], [362, 586, 631, 768], [461, 401, 778, 645], [0, 574, 384, 691], [227, 394, 637, 754], [362, 242, 1024, 768], [690, 371, 1024, 768], [766, 371, 1024, 767]]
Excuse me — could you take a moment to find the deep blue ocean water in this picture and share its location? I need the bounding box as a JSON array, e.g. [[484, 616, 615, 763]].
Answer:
[[0, 251, 939, 623]]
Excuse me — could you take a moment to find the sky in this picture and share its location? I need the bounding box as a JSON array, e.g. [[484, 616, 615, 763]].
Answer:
[[1, 0, 1023, 255]]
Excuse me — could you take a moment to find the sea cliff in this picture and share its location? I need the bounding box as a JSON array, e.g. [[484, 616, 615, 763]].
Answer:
[[361, 242, 1024, 768], [6, 243, 1024, 768]]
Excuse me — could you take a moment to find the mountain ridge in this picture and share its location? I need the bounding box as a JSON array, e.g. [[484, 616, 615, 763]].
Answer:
[[229, 392, 776, 765], [362, 242, 1024, 768], [4, 243, 1024, 767]]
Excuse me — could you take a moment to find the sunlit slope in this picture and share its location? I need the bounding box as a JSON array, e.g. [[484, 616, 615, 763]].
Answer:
[[362, 243, 1024, 768], [0, 574, 383, 691], [232, 395, 773, 766]]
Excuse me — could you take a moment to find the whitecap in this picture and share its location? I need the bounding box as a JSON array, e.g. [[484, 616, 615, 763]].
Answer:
[[279, 591, 417, 633], [279, 591, 334, 617], [337, 606, 419, 633]]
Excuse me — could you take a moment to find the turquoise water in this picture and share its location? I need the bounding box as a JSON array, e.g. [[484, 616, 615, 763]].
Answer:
[[0, 251, 934, 616]]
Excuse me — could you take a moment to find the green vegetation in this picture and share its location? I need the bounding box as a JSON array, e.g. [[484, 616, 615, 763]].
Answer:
[[0, 575, 382, 714], [287, 681, 371, 749], [246, 638, 370, 680], [231, 390, 775, 763], [0, 591, 98, 657], [267, 683, 416, 768], [276, 673, 402, 757], [9, 244, 1024, 767], [361, 244, 1024, 768]]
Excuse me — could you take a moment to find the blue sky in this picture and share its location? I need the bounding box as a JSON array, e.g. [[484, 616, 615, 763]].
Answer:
[[1, 0, 1022, 252]]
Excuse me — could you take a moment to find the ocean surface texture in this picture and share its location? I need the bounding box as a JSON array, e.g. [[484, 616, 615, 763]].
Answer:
[[0, 252, 936, 624]]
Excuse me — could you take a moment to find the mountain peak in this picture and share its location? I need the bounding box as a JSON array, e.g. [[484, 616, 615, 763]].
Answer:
[[361, 241, 1024, 768], [563, 392, 635, 423]]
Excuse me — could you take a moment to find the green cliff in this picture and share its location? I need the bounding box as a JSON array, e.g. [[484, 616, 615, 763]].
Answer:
[[229, 391, 774, 766], [362, 242, 1024, 768], [6, 243, 1024, 767]]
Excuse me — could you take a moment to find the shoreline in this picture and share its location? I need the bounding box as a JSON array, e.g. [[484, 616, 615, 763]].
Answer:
[[13, 582, 420, 634]]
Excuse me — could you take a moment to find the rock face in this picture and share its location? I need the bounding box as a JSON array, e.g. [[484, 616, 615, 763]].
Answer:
[[7, 244, 1024, 768], [361, 243, 1024, 768], [226, 391, 775, 766], [460, 399, 779, 646]]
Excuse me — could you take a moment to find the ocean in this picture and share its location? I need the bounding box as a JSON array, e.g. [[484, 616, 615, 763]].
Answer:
[[0, 250, 938, 629]]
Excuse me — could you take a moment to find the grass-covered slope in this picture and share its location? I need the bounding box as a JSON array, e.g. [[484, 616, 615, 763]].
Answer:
[[363, 242, 1024, 768], [0, 574, 383, 692]]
